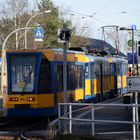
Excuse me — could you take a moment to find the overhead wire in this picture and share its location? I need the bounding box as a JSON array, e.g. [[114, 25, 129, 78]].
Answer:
[[95, 10, 140, 16], [58, 6, 110, 25], [58, 4, 140, 28], [93, 0, 115, 15]]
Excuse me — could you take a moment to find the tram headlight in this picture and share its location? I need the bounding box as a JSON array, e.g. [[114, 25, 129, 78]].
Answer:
[[9, 97, 18, 101], [27, 97, 35, 101]]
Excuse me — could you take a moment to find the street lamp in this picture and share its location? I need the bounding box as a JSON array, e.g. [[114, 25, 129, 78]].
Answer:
[[2, 27, 34, 50], [119, 27, 135, 69], [120, 27, 140, 140], [24, 10, 51, 49]]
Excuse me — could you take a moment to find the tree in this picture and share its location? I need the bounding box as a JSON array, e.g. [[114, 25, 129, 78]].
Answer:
[[37, 0, 91, 49], [36, 0, 64, 48], [0, 0, 31, 50], [0, 0, 91, 50]]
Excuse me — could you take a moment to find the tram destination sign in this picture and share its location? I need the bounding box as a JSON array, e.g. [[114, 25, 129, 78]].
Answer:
[[127, 77, 140, 92]]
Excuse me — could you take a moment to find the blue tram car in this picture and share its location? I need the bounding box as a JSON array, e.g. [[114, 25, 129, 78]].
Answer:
[[1, 49, 128, 116]]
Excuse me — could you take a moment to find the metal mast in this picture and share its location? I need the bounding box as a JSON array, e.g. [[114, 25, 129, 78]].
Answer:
[[101, 25, 120, 54]]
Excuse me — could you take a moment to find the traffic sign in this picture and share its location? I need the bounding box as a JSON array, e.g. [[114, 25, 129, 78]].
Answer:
[[127, 40, 135, 47], [127, 77, 140, 92], [34, 27, 44, 42], [131, 25, 136, 30]]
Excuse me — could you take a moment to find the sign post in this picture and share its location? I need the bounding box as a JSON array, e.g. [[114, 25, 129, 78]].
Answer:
[[58, 24, 71, 133], [127, 77, 139, 139], [131, 25, 136, 70]]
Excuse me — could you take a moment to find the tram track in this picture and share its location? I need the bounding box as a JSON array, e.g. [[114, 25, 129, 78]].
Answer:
[[0, 117, 49, 139], [20, 122, 45, 140], [0, 119, 16, 126]]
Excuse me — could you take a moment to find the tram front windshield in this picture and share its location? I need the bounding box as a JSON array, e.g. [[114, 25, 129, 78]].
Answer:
[[10, 55, 37, 93]]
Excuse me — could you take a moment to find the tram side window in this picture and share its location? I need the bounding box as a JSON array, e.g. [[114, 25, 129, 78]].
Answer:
[[85, 64, 89, 79], [78, 65, 83, 88], [92, 64, 96, 79], [54, 65, 63, 92], [110, 63, 115, 76], [68, 65, 75, 90], [122, 64, 124, 75], [120, 63, 122, 75], [122, 64, 128, 75], [125, 64, 128, 75], [95, 64, 100, 78], [90, 63, 94, 79], [116, 63, 121, 75], [39, 58, 50, 93], [102, 62, 110, 77], [68, 65, 83, 90], [106, 63, 110, 76], [94, 63, 97, 78], [91, 63, 97, 79], [102, 63, 105, 77]]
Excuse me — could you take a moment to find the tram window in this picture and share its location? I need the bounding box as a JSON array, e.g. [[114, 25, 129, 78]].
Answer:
[[102, 63, 106, 76], [78, 65, 83, 88], [94, 63, 97, 77], [85, 64, 89, 79], [93, 64, 96, 78], [73, 66, 78, 89], [122, 63, 127, 75], [120, 64, 122, 74], [68, 65, 74, 90], [110, 63, 114, 75], [125, 64, 128, 75], [122, 65, 124, 74], [94, 64, 97, 78], [106, 64, 110, 76], [95, 64, 100, 78], [11, 55, 36, 93], [68, 65, 83, 90], [105, 64, 107, 76], [104, 64, 107, 76], [90, 63, 95, 79], [54, 65, 63, 92], [102, 64, 103, 76], [39, 58, 50, 93], [116, 63, 121, 75]]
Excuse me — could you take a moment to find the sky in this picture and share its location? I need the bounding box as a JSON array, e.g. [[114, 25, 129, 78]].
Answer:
[[1, 0, 140, 39], [52, 0, 140, 39], [0, 0, 140, 53]]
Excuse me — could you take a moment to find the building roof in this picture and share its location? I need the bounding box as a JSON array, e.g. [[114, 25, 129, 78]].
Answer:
[[86, 38, 126, 57]]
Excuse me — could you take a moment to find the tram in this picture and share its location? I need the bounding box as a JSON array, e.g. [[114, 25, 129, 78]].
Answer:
[[1, 49, 128, 116]]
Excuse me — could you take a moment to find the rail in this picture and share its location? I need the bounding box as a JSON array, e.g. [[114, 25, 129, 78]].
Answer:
[[58, 103, 140, 140], [46, 118, 59, 140]]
